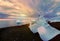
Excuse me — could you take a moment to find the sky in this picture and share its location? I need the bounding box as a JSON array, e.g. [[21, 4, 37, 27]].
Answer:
[[0, 0, 60, 19]]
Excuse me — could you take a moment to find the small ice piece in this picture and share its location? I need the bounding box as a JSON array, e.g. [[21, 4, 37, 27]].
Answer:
[[16, 20, 20, 24], [16, 20, 23, 25]]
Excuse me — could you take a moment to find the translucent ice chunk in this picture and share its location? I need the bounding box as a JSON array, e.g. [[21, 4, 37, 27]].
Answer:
[[29, 17, 60, 41]]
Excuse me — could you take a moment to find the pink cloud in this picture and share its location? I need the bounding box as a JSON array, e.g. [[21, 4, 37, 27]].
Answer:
[[0, 0, 41, 18]]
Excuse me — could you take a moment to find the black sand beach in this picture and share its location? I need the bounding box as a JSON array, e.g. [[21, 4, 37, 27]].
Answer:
[[0, 22, 60, 41]]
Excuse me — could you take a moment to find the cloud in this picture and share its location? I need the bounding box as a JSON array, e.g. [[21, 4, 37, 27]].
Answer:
[[0, 12, 9, 18], [0, 0, 41, 18], [0, 0, 60, 18]]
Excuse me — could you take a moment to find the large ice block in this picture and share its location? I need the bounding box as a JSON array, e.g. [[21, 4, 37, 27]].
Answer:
[[29, 17, 60, 41]]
